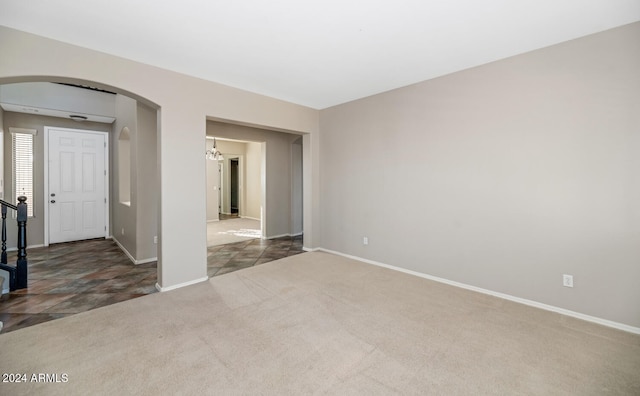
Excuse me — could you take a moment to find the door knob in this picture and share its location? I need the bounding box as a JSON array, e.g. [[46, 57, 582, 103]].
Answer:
[[50, 200, 56, 203], [51, 193, 56, 197]]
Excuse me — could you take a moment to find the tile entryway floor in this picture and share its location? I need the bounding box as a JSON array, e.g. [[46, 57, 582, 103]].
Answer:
[[207, 235, 304, 277], [0, 236, 304, 334]]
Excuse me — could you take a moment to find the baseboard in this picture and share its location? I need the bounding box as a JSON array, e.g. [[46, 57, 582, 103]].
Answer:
[[240, 216, 260, 221], [113, 238, 135, 264], [317, 248, 640, 335], [207, 219, 220, 223], [155, 276, 209, 292], [134, 257, 158, 265], [303, 246, 319, 252], [112, 238, 156, 265], [266, 233, 302, 240], [6, 243, 45, 252]]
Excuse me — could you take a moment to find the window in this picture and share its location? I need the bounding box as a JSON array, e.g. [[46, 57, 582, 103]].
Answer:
[[11, 129, 35, 217]]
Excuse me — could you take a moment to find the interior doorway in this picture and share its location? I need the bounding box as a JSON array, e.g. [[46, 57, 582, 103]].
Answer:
[[206, 138, 261, 247], [205, 125, 304, 249], [230, 158, 239, 215]]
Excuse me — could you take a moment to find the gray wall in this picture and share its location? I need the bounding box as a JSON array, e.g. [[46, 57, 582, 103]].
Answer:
[[207, 121, 302, 238], [319, 22, 640, 328]]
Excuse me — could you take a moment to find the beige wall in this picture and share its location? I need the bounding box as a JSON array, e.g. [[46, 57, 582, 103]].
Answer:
[[0, 25, 319, 290], [320, 22, 640, 328], [135, 101, 158, 261], [112, 95, 137, 256], [2, 112, 111, 248], [245, 141, 262, 220], [291, 138, 303, 235]]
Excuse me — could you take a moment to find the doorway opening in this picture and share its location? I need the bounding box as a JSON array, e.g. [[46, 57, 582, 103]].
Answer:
[[206, 137, 262, 247], [205, 124, 304, 250], [230, 158, 239, 215]]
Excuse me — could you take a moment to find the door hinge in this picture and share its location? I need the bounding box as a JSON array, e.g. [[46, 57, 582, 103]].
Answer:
[[104, 198, 107, 203]]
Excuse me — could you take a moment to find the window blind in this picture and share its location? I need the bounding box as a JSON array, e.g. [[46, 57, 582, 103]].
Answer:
[[12, 132, 34, 217]]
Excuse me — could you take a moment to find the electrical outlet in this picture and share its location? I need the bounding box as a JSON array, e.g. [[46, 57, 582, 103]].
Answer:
[[153, 236, 158, 244], [562, 274, 573, 288], [121, 228, 125, 236], [363, 236, 369, 245]]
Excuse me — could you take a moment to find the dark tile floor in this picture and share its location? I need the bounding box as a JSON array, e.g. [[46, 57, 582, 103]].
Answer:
[[207, 235, 304, 277], [0, 235, 304, 334]]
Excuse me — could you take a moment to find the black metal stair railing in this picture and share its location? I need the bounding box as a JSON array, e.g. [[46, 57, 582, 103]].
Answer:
[[0, 196, 28, 291]]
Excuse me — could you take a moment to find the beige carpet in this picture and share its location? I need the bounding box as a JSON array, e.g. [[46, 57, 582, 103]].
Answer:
[[1, 252, 639, 395], [207, 217, 261, 247]]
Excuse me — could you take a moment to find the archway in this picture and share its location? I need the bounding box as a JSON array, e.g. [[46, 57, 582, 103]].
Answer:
[[0, 76, 162, 286]]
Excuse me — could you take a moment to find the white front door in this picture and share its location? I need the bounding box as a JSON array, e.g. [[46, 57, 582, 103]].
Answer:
[[47, 127, 107, 244]]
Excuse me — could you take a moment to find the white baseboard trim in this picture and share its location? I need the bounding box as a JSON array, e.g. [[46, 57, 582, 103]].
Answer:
[[266, 234, 289, 239], [317, 248, 640, 335], [303, 246, 319, 252], [113, 238, 135, 264], [134, 257, 158, 265], [240, 216, 261, 221], [112, 238, 156, 265], [6, 243, 45, 252], [155, 276, 209, 292], [207, 219, 220, 223], [266, 232, 303, 240]]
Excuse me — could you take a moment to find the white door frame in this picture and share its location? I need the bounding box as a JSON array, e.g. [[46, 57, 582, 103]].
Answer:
[[43, 126, 110, 246]]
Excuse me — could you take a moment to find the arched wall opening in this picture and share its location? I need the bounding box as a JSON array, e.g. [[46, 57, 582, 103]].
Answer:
[[0, 75, 162, 284]]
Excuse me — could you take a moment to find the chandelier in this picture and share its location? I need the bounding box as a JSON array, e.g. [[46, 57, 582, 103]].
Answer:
[[206, 137, 224, 161]]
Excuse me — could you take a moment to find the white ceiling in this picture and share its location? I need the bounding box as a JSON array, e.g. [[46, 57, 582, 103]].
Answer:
[[1, 0, 638, 109]]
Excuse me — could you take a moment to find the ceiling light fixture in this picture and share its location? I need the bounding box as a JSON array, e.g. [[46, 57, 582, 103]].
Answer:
[[206, 137, 224, 161]]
